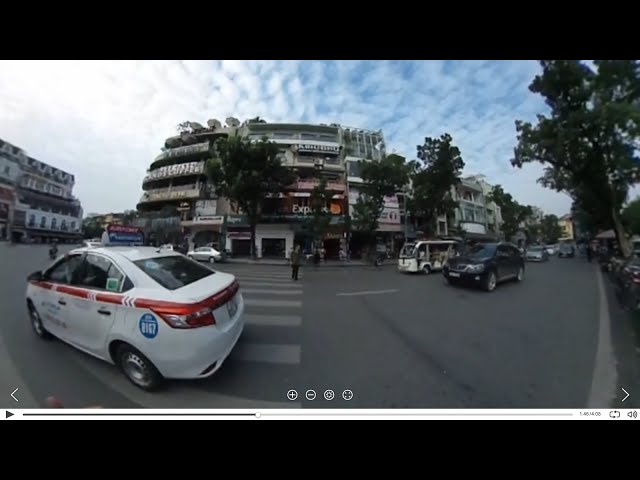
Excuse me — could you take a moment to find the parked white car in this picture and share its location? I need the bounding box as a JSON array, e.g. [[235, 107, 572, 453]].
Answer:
[[26, 246, 244, 390], [188, 246, 223, 264]]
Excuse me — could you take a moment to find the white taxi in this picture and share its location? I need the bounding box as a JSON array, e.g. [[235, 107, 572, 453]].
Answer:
[[25, 245, 245, 391]]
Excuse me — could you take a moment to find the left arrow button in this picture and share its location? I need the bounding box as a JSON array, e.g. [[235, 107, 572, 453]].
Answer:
[[11, 388, 18, 402]]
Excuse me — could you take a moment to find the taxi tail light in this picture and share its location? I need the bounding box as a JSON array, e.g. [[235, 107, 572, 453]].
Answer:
[[151, 280, 240, 329], [153, 306, 216, 329]]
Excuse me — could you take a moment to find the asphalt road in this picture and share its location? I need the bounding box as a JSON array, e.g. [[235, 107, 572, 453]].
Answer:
[[0, 244, 631, 409]]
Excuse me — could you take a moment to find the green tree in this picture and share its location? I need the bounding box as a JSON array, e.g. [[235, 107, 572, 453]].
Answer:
[[487, 185, 533, 241], [206, 134, 295, 258], [540, 214, 563, 244], [351, 153, 410, 244], [622, 196, 640, 235], [122, 209, 138, 226], [410, 133, 465, 236], [82, 217, 103, 240], [308, 176, 333, 246], [511, 60, 640, 257]]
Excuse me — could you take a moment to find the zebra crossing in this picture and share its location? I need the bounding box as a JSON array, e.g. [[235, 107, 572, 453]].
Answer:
[[59, 264, 305, 408]]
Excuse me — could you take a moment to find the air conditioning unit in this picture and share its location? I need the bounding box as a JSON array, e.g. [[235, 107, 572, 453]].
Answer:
[[314, 158, 324, 167]]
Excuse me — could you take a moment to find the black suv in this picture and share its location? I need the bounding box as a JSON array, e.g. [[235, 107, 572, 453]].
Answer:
[[442, 242, 525, 292]]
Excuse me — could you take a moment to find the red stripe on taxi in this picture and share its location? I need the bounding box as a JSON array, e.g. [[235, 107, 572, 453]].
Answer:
[[30, 280, 240, 311]]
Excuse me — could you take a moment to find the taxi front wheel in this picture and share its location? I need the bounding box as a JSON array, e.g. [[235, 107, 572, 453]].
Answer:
[[115, 344, 164, 391]]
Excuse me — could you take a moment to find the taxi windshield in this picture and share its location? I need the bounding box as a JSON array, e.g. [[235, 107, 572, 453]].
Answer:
[[133, 255, 214, 290]]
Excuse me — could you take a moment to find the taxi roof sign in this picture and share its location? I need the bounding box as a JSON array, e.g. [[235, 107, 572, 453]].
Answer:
[[102, 224, 144, 246]]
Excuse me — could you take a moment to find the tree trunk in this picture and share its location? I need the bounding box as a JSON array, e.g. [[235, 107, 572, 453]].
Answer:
[[611, 207, 632, 258]]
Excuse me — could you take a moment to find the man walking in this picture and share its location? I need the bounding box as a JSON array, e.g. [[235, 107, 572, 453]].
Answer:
[[290, 245, 301, 281]]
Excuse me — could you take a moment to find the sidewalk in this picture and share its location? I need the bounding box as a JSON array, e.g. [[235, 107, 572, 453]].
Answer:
[[224, 258, 394, 267]]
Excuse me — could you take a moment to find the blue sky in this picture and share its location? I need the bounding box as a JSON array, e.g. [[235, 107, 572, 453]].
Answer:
[[1, 60, 633, 216]]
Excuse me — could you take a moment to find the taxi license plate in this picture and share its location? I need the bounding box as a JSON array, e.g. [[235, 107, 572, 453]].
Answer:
[[227, 295, 238, 318], [449, 272, 460, 278]]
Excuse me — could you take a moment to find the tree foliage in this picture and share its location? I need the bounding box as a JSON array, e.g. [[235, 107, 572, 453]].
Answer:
[[206, 134, 295, 258], [177, 121, 192, 134], [410, 133, 465, 235], [622, 196, 640, 235], [308, 176, 333, 244], [512, 60, 640, 256], [487, 185, 533, 241], [540, 214, 564, 244], [351, 153, 410, 241]]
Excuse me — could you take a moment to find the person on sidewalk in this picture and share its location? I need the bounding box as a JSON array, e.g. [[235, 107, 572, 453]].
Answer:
[[290, 245, 302, 281]]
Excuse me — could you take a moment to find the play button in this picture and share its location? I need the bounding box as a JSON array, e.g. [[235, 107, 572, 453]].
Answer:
[[6, 411, 14, 419]]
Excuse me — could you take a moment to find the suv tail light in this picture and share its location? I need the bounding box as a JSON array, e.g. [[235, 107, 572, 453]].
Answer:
[[151, 280, 240, 329]]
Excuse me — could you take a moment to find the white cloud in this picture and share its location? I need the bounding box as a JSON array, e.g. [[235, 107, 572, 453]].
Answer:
[[0, 59, 618, 217]]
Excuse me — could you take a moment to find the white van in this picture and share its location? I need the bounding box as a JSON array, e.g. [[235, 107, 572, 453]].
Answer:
[[398, 240, 460, 274]]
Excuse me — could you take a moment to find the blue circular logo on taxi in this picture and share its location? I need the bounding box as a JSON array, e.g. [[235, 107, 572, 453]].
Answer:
[[139, 313, 158, 339]]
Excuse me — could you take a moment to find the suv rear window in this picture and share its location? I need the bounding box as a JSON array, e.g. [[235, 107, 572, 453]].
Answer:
[[133, 255, 214, 290]]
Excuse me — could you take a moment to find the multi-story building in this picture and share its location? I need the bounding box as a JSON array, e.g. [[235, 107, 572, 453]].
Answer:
[[447, 175, 501, 241], [0, 138, 82, 242], [136, 118, 241, 246], [241, 121, 348, 258], [344, 127, 405, 255], [85, 212, 125, 230]]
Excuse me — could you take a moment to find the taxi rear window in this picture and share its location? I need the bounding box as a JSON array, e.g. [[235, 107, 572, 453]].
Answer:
[[133, 255, 214, 290]]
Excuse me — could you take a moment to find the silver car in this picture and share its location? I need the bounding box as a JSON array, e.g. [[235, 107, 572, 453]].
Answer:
[[526, 245, 549, 262], [187, 246, 223, 264]]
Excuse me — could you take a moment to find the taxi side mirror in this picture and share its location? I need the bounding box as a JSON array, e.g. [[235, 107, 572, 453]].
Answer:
[[28, 270, 43, 282]]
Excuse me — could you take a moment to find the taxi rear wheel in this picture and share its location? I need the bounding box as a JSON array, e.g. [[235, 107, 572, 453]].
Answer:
[[28, 303, 52, 340], [115, 344, 164, 391]]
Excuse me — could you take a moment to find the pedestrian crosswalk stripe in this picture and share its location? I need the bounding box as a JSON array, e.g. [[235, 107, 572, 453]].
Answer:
[[231, 343, 301, 365], [244, 298, 302, 308], [232, 275, 302, 283], [241, 288, 302, 296], [239, 281, 303, 289], [244, 313, 302, 327]]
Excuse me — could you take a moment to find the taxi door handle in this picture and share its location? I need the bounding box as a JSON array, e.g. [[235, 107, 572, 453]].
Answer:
[[97, 308, 111, 316], [58, 299, 67, 306]]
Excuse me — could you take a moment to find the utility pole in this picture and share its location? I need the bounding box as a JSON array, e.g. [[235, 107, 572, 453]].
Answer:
[[403, 191, 408, 243]]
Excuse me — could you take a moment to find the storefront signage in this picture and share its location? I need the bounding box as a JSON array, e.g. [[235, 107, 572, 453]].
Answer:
[[145, 161, 204, 182], [261, 214, 346, 225], [228, 231, 251, 240], [142, 188, 201, 202], [297, 144, 340, 155], [294, 179, 345, 192], [226, 215, 250, 226], [348, 190, 398, 208], [292, 203, 342, 215], [194, 215, 224, 225], [378, 208, 401, 225]]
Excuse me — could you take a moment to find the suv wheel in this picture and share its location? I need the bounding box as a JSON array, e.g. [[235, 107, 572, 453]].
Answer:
[[483, 271, 497, 292]]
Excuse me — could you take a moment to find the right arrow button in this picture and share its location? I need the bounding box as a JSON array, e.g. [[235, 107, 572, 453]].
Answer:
[[622, 388, 630, 402]]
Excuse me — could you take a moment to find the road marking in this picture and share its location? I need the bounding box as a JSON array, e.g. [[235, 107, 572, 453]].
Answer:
[[241, 288, 302, 296], [244, 298, 302, 308], [232, 343, 301, 365], [244, 314, 302, 327], [239, 281, 303, 289], [62, 347, 300, 408], [336, 289, 399, 297], [587, 267, 617, 408], [234, 276, 303, 284]]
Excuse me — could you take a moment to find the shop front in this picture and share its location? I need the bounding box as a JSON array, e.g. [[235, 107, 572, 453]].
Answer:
[[255, 223, 293, 259], [0, 185, 15, 240], [225, 214, 251, 257], [181, 215, 224, 249]]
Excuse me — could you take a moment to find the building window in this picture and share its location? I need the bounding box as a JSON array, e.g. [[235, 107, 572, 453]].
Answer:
[[51, 218, 57, 229], [28, 214, 35, 227], [61, 219, 67, 231], [40, 216, 46, 228], [71, 221, 76, 231], [3, 166, 9, 175]]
